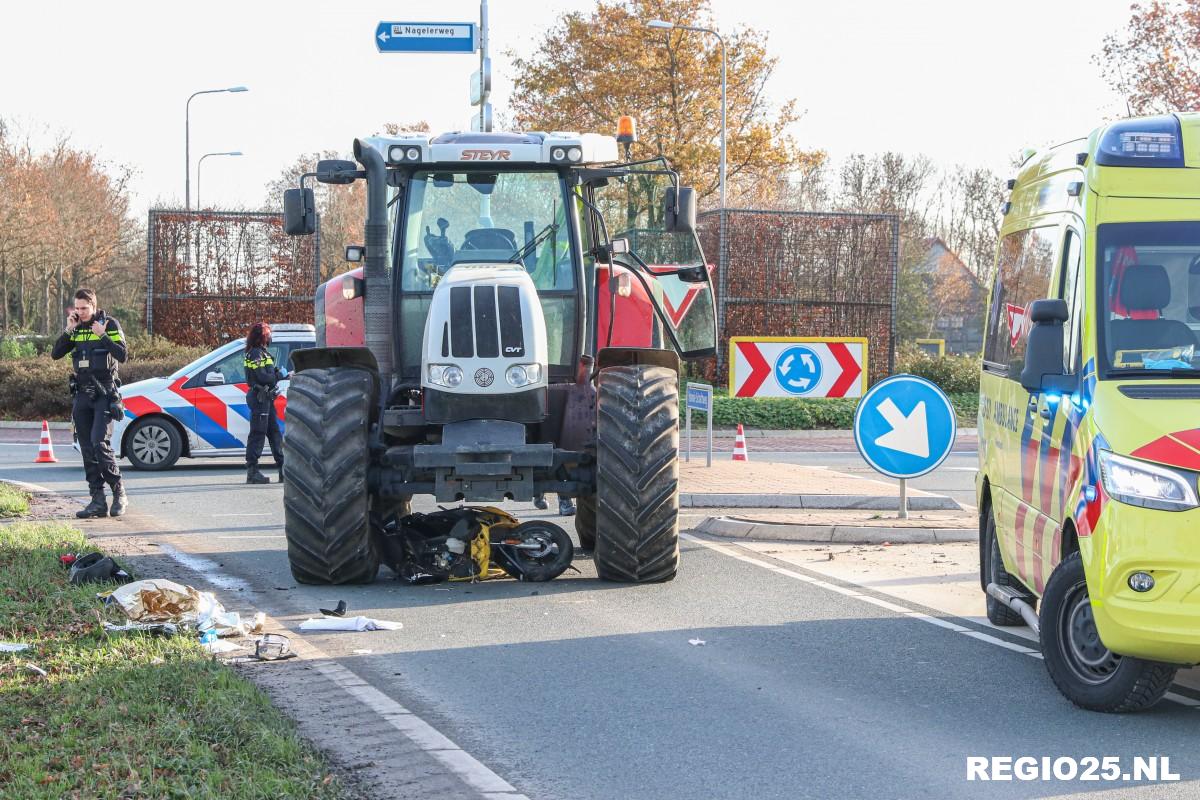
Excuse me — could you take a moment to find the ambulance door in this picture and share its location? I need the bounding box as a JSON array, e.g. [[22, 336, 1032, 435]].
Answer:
[[981, 224, 1060, 589]]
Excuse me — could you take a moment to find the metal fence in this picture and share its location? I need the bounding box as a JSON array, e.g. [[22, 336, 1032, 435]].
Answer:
[[697, 208, 900, 386], [146, 209, 319, 345]]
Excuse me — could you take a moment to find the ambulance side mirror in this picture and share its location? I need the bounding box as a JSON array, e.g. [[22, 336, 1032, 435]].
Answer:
[[1020, 299, 1074, 393]]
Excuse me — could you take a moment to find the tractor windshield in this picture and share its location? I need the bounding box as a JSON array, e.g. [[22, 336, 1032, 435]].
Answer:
[[401, 171, 575, 292]]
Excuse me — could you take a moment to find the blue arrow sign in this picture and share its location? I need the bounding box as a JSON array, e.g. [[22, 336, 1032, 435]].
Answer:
[[376, 21, 478, 53], [853, 374, 956, 479]]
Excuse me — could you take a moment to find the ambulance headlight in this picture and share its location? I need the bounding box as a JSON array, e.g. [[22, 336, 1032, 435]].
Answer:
[[1095, 116, 1185, 167], [505, 364, 542, 387], [427, 364, 463, 388], [1099, 450, 1198, 511]]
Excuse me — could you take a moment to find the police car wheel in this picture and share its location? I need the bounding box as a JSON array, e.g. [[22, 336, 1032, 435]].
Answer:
[[574, 494, 596, 550], [593, 365, 679, 583], [1040, 551, 1177, 712], [983, 509, 1027, 627], [125, 417, 182, 470]]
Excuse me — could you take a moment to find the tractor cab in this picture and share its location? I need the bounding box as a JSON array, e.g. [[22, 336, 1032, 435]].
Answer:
[[280, 126, 716, 585]]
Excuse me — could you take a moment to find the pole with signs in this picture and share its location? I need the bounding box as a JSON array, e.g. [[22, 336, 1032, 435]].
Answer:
[[685, 383, 714, 467]]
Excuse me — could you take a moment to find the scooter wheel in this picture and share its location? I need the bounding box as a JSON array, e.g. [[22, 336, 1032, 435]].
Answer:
[[494, 521, 574, 582]]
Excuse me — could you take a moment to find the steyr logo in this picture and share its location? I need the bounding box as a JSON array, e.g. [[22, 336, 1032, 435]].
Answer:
[[460, 149, 511, 161], [474, 368, 495, 387]]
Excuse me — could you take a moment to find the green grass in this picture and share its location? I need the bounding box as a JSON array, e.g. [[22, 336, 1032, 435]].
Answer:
[[0, 522, 346, 799], [0, 483, 30, 517], [684, 391, 979, 430]]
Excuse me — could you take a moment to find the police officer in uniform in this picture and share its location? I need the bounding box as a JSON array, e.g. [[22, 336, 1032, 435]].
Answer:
[[243, 322, 286, 484], [51, 288, 128, 518]]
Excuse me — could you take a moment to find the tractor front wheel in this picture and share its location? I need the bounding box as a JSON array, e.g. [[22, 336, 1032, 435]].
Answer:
[[593, 365, 680, 583], [282, 367, 379, 585]]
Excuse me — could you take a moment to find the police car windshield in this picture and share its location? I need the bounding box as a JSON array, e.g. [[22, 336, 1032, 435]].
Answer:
[[1099, 222, 1200, 377], [400, 171, 574, 292]]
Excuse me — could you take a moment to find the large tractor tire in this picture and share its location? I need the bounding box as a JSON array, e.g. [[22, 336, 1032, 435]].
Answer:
[[593, 365, 680, 583], [574, 494, 597, 550], [282, 367, 379, 585]]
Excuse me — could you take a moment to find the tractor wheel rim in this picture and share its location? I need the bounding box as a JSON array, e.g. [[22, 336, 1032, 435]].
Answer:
[[1062, 585, 1121, 684], [133, 426, 169, 463]]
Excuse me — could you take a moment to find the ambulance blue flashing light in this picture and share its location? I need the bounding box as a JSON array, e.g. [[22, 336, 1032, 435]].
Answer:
[[1095, 115, 1184, 168]]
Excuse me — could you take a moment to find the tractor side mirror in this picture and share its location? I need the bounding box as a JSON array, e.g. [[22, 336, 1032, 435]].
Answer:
[[344, 245, 365, 263], [1020, 299, 1074, 393], [283, 188, 316, 236], [664, 186, 696, 234], [316, 159, 358, 185]]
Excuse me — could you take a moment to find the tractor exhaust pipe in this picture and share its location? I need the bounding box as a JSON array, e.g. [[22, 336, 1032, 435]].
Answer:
[[353, 138, 392, 378], [986, 582, 1040, 634]]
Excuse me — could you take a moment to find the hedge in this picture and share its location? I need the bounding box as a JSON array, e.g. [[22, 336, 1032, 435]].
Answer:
[[0, 336, 208, 421]]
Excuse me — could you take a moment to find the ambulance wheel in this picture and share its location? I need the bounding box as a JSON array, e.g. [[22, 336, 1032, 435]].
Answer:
[[282, 367, 379, 585], [125, 417, 182, 470], [575, 494, 596, 550], [593, 365, 679, 583], [983, 509, 1027, 627], [1040, 552, 1177, 712]]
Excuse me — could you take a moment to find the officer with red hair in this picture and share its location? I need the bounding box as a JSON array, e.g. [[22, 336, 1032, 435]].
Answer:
[[243, 322, 286, 483]]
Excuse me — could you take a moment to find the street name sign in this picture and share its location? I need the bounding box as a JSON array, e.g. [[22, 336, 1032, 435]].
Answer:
[[376, 22, 478, 53]]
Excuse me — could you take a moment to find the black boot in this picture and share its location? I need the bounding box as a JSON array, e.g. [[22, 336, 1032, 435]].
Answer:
[[76, 493, 108, 519], [558, 497, 576, 517], [534, 494, 549, 510], [109, 484, 128, 517], [247, 467, 270, 484]]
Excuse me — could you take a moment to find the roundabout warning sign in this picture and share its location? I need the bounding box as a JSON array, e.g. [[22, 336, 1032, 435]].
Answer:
[[730, 337, 868, 398]]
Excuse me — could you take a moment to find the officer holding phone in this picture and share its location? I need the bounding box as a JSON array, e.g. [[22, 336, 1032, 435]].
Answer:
[[50, 288, 128, 518]]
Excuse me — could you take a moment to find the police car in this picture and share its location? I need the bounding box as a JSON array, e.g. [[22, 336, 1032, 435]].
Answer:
[[113, 324, 314, 470]]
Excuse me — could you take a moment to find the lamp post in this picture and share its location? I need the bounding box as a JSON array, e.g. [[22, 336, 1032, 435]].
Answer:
[[196, 151, 243, 210], [185, 86, 248, 211]]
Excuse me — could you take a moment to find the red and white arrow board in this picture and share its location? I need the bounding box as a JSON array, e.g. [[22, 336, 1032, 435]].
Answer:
[[730, 337, 868, 398]]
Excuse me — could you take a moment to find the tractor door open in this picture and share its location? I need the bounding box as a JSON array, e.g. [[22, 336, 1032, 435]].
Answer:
[[585, 159, 717, 360]]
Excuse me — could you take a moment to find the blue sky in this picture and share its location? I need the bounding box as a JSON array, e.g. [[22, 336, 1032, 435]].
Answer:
[[0, 0, 1132, 212]]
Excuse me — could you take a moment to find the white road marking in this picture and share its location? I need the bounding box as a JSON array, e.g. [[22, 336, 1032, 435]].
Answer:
[[682, 533, 1193, 709], [213, 513, 273, 517], [157, 540, 527, 798]]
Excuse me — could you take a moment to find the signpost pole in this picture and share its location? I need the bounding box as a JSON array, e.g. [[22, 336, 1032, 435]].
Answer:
[[706, 391, 713, 467], [898, 478, 909, 520], [686, 404, 692, 463]]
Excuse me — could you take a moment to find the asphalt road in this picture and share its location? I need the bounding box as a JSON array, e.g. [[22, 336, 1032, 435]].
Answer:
[[2, 436, 1198, 799]]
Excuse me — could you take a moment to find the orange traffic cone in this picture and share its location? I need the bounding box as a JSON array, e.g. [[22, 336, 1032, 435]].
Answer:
[[34, 420, 57, 463], [731, 423, 748, 462]]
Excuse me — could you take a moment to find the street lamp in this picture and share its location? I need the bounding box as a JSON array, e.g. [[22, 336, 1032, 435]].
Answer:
[[646, 20, 725, 211], [185, 86, 248, 212], [196, 151, 243, 210]]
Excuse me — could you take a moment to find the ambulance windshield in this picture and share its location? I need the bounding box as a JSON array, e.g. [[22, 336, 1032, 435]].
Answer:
[[1099, 221, 1200, 377]]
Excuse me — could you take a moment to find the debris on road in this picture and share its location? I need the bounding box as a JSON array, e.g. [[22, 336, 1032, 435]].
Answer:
[[253, 633, 294, 661], [202, 638, 243, 655], [0, 642, 30, 653], [688, 638, 707, 646], [67, 552, 132, 585], [298, 616, 403, 633], [102, 621, 181, 636], [107, 579, 265, 638], [319, 600, 348, 617]]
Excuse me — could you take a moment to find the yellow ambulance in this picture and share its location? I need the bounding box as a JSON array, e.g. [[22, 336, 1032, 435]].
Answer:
[[978, 113, 1200, 712]]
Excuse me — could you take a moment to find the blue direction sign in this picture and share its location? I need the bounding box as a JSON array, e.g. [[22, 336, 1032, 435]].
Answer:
[[686, 383, 713, 412], [853, 374, 956, 479], [376, 22, 478, 53]]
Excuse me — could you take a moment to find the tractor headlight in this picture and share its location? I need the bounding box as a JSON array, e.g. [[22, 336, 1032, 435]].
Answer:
[[427, 364, 464, 388], [1099, 450, 1199, 512], [388, 145, 422, 164], [505, 364, 542, 387], [567, 147, 582, 162]]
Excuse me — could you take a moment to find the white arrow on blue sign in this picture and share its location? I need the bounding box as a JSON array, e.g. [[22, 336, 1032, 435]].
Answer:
[[376, 22, 478, 53], [853, 374, 956, 479]]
